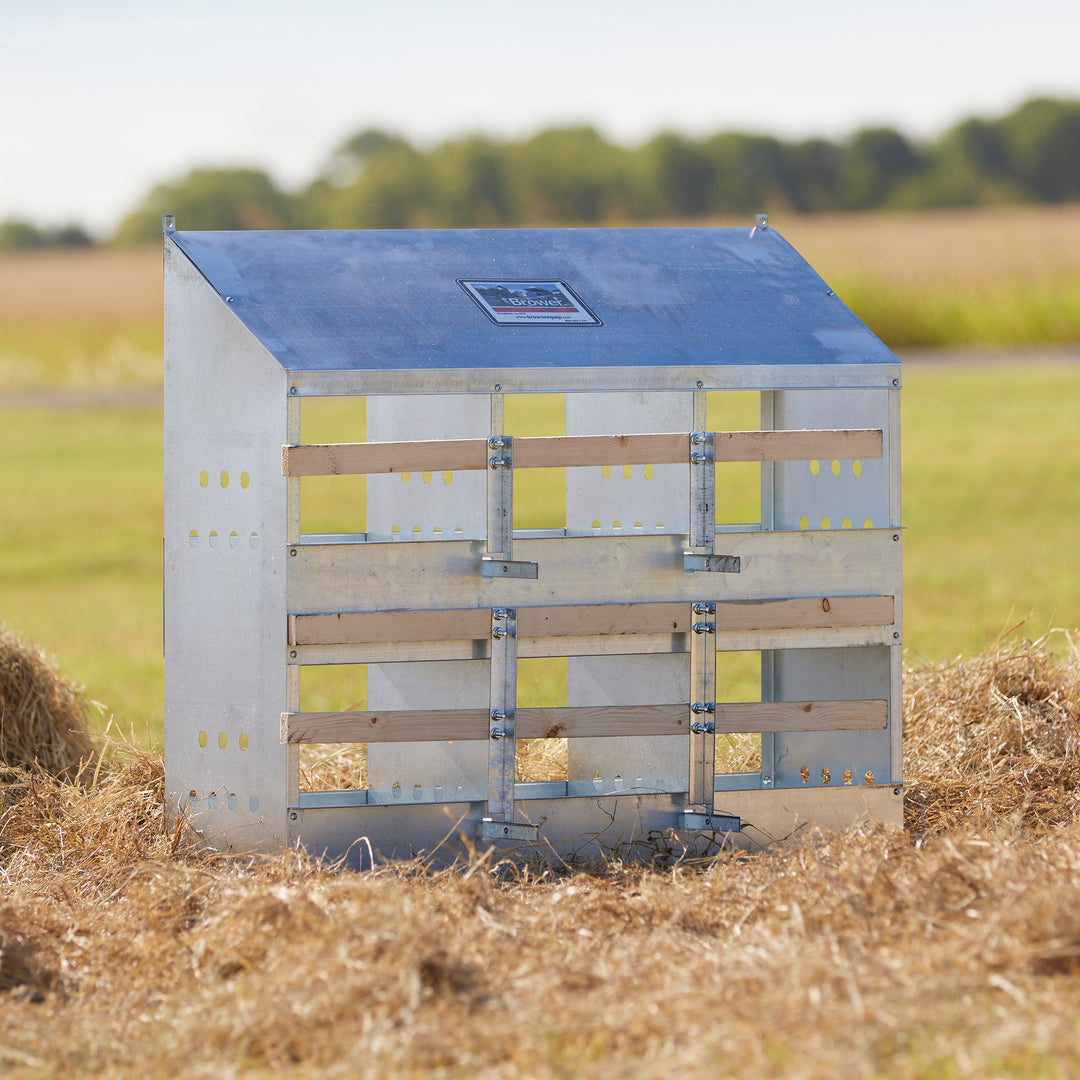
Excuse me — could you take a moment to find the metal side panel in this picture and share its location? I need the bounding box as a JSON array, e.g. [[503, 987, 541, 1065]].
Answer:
[[164, 236, 292, 850], [287, 785, 903, 868], [287, 530, 902, 613]]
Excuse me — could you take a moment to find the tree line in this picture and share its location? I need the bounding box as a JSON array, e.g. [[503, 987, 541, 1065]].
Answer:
[[2, 96, 1078, 250]]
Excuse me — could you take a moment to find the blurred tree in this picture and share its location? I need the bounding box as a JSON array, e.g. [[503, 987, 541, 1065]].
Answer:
[[839, 127, 926, 209], [704, 133, 797, 213], [785, 138, 844, 212], [0, 220, 94, 250], [639, 132, 716, 218], [114, 168, 296, 244], [425, 136, 513, 225], [998, 97, 1080, 202]]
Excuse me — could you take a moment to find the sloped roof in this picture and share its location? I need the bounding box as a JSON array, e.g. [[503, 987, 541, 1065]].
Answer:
[[168, 225, 895, 376]]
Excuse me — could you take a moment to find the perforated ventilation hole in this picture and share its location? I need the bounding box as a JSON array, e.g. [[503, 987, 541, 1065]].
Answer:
[[799, 516, 809, 531], [842, 518, 852, 529], [644, 464, 654, 479], [249, 532, 259, 549], [189, 530, 198, 547], [401, 472, 411, 484], [249, 795, 259, 813], [220, 471, 229, 488], [229, 530, 239, 549], [843, 769, 854, 785], [422, 472, 432, 484], [198, 730, 207, 748], [240, 471, 250, 489], [831, 459, 841, 476], [821, 767, 832, 785], [208, 530, 220, 549], [800, 766, 810, 784], [820, 516, 831, 530], [622, 464, 632, 479], [864, 518, 874, 529], [239, 733, 249, 751], [809, 460, 820, 476], [218, 732, 228, 749], [853, 460, 863, 477], [443, 471, 453, 485], [208, 794, 218, 809], [601, 465, 612, 479], [199, 470, 209, 488], [864, 771, 875, 785], [228, 794, 238, 811]]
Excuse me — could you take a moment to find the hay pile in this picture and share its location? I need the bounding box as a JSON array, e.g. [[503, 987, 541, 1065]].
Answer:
[[2, 630, 1080, 1078], [0, 627, 95, 777], [904, 629, 1080, 832]]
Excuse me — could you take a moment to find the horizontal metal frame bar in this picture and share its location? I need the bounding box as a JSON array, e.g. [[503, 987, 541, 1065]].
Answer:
[[281, 698, 886, 744], [290, 596, 894, 646], [286, 364, 902, 396], [287, 531, 902, 613], [282, 429, 883, 477]]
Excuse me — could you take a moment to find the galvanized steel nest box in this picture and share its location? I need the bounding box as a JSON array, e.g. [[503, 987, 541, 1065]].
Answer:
[[164, 216, 903, 865]]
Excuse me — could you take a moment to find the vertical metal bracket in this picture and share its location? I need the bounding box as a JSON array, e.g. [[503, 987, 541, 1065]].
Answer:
[[483, 433, 538, 579], [683, 425, 741, 575], [487, 607, 518, 821], [688, 602, 717, 812]]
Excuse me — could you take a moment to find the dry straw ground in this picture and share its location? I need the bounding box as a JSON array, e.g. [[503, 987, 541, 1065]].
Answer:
[[4, 628, 1080, 1078]]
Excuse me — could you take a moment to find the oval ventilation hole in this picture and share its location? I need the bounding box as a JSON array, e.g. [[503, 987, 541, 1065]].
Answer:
[[229, 530, 239, 549], [401, 472, 411, 484], [820, 516, 831, 530], [422, 472, 432, 484], [443, 471, 453, 485], [601, 465, 612, 480], [199, 470, 209, 488], [853, 460, 863, 478], [198, 730, 208, 748], [240, 471, 250, 489], [831, 459, 841, 476], [842, 517, 852, 529], [189, 529, 199, 547], [622, 464, 632, 479], [249, 531, 259, 549], [218, 732, 228, 750], [799, 515, 809, 531], [208, 530, 220, 549], [239, 733, 249, 751], [644, 464, 654, 480], [809, 460, 820, 476], [864, 518, 874, 529], [220, 471, 229, 488]]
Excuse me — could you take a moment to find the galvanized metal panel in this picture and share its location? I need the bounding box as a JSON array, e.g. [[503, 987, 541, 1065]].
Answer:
[[164, 238, 291, 849], [287, 530, 902, 613], [288, 785, 903, 868], [169, 227, 896, 376]]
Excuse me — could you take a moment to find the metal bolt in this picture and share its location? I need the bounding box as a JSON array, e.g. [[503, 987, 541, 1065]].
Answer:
[[289, 548, 297, 557], [696, 380, 704, 389], [893, 379, 900, 387], [290, 650, 297, 658], [691, 702, 716, 715], [491, 709, 507, 723], [490, 728, 506, 741], [289, 812, 298, 821], [289, 386, 298, 395], [690, 452, 707, 466], [893, 631, 901, 640], [690, 431, 706, 445], [225, 296, 235, 303], [494, 384, 502, 391], [492, 608, 508, 621], [488, 436, 506, 450], [489, 456, 511, 469], [692, 622, 715, 635], [692, 602, 715, 615], [761, 775, 774, 787], [492, 625, 510, 639], [893, 534, 900, 542]]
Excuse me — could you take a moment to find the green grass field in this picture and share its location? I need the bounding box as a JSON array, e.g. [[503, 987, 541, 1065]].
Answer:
[[3, 361, 1079, 746]]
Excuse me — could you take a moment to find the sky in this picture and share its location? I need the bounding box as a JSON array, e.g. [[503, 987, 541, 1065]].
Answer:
[[3, 0, 1079, 237]]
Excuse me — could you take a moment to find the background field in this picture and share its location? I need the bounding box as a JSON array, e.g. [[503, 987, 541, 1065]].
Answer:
[[2, 205, 1080, 744]]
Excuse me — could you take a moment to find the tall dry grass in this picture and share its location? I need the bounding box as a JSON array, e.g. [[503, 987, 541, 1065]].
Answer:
[[4, 630, 1080, 1077]]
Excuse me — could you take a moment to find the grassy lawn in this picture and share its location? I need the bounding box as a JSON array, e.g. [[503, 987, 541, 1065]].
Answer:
[[3, 361, 1079, 747]]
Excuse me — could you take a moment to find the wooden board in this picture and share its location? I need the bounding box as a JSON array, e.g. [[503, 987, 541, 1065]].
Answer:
[[282, 429, 883, 477], [281, 699, 885, 744], [289, 596, 894, 647]]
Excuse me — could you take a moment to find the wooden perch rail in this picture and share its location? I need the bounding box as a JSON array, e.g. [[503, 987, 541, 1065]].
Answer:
[[289, 596, 896, 648], [281, 699, 888, 745], [282, 428, 883, 477]]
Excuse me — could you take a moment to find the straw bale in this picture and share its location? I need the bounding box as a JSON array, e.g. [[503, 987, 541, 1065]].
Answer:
[[904, 629, 1080, 833], [0, 627, 96, 777]]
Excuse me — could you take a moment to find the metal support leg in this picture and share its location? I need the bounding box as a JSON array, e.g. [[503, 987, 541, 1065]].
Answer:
[[482, 433, 538, 580], [688, 603, 716, 812]]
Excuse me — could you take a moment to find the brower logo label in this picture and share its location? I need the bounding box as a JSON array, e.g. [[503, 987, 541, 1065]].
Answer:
[[458, 279, 601, 326]]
